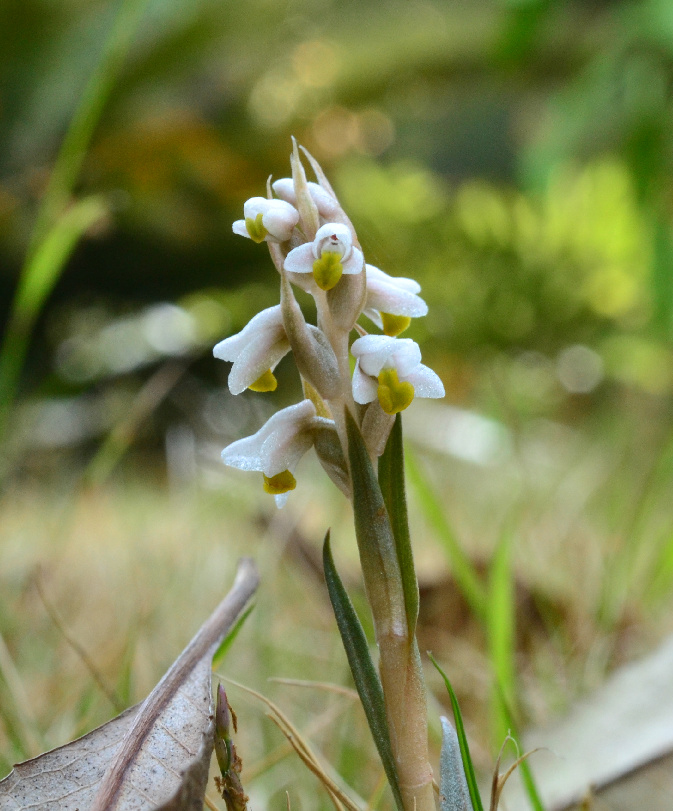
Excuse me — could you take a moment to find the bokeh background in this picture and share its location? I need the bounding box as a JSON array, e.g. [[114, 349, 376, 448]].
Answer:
[[3, 0, 673, 807]]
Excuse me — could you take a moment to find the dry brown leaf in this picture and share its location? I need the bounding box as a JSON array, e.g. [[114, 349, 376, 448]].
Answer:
[[502, 633, 673, 810], [0, 557, 259, 811]]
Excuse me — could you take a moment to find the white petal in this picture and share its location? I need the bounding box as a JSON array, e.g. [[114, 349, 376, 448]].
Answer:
[[352, 360, 378, 404], [366, 264, 421, 294], [284, 243, 315, 274], [213, 306, 284, 362], [365, 266, 427, 317], [227, 333, 289, 395], [341, 247, 364, 275], [262, 428, 314, 478], [274, 492, 290, 508], [403, 364, 445, 399], [232, 220, 250, 239], [362, 307, 383, 329], [262, 200, 299, 241], [390, 339, 422, 377], [242, 196, 270, 219], [314, 223, 352, 260], [221, 400, 316, 473], [351, 334, 398, 376], [272, 178, 339, 218]]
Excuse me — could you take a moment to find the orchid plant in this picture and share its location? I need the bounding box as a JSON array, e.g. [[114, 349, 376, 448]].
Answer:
[[213, 141, 519, 811]]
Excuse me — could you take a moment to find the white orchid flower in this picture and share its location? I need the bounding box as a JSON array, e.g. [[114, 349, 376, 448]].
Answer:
[[221, 400, 329, 507], [284, 223, 364, 291], [351, 334, 444, 415], [363, 264, 428, 337], [213, 305, 290, 394], [272, 178, 340, 220], [232, 196, 299, 243]]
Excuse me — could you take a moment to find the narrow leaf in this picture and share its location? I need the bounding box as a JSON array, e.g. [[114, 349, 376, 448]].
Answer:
[[429, 654, 484, 811], [406, 451, 487, 620], [378, 414, 419, 635], [345, 409, 406, 641], [323, 532, 405, 811], [487, 531, 517, 748], [212, 601, 256, 670], [440, 717, 473, 811], [0, 196, 107, 435], [0, 559, 259, 811]]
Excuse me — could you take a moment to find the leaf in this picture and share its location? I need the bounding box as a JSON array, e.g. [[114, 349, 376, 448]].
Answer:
[[429, 654, 484, 811], [0, 196, 108, 436], [501, 634, 673, 810], [487, 531, 517, 747], [0, 558, 259, 811], [439, 717, 473, 811], [323, 532, 405, 811], [345, 409, 406, 641], [378, 414, 419, 635]]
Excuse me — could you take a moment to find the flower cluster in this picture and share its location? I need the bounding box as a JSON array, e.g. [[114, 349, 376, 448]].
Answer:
[[214, 141, 444, 505]]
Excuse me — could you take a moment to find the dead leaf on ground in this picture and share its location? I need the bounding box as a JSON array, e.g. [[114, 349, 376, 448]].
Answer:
[[0, 557, 259, 811]]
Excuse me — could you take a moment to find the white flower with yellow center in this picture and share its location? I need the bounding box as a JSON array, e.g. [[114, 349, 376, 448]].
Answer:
[[351, 334, 444, 415], [363, 264, 428, 337], [221, 400, 329, 507], [284, 223, 364, 291], [213, 305, 290, 395], [232, 197, 299, 243]]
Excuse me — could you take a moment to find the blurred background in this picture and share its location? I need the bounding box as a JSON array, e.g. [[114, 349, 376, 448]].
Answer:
[[3, 0, 673, 807]]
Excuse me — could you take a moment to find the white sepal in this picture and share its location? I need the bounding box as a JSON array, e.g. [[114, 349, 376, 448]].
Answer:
[[363, 264, 428, 327], [213, 305, 290, 395], [221, 400, 317, 479], [272, 178, 340, 220]]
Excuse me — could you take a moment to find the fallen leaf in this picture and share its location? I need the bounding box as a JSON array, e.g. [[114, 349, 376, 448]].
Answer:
[[0, 557, 259, 811], [502, 633, 673, 810]]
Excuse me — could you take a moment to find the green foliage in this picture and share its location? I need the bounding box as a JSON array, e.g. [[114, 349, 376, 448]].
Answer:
[[406, 451, 487, 621], [487, 531, 517, 748], [322, 532, 404, 811], [212, 602, 255, 671], [378, 414, 419, 635], [429, 654, 484, 811]]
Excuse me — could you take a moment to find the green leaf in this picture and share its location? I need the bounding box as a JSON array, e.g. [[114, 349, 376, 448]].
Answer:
[[487, 531, 516, 747], [378, 414, 419, 635], [212, 601, 255, 670], [345, 409, 406, 641], [406, 450, 487, 621], [0, 196, 108, 439], [429, 654, 484, 811], [323, 532, 405, 811]]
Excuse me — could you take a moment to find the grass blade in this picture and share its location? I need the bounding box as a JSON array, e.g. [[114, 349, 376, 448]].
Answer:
[[323, 532, 405, 811], [212, 601, 255, 670], [487, 531, 516, 747], [405, 451, 487, 621], [378, 414, 419, 635], [429, 654, 484, 811], [0, 196, 107, 441]]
